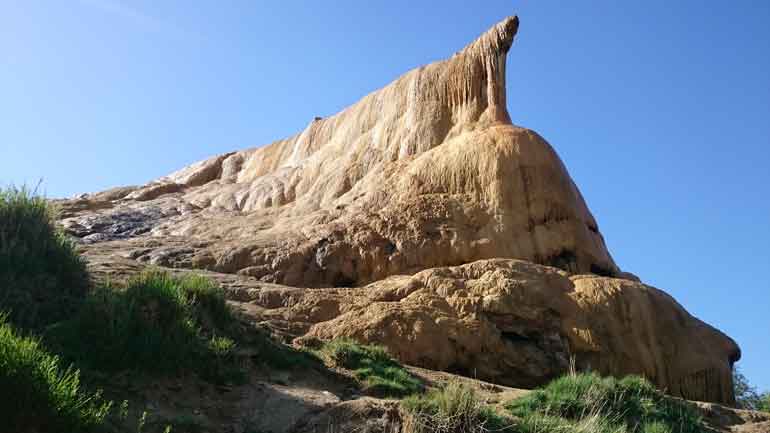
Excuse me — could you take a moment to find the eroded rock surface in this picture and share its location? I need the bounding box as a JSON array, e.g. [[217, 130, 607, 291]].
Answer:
[[58, 15, 741, 405], [58, 16, 616, 287], [226, 259, 739, 405]]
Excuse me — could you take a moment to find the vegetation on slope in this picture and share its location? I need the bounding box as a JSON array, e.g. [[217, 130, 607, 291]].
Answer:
[[734, 367, 770, 412], [401, 373, 711, 433], [506, 373, 705, 433], [0, 185, 89, 330], [402, 381, 508, 433], [0, 186, 306, 431], [319, 338, 422, 397], [0, 186, 111, 432], [3, 186, 766, 432], [0, 315, 112, 432], [47, 270, 244, 384]]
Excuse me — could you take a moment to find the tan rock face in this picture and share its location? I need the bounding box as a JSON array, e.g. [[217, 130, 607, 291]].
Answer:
[[59, 16, 615, 286], [244, 259, 739, 405], [57, 15, 740, 404]]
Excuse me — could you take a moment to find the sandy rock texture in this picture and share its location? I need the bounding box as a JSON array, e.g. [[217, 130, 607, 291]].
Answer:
[[58, 16, 616, 287], [57, 15, 741, 405], [228, 259, 739, 405]]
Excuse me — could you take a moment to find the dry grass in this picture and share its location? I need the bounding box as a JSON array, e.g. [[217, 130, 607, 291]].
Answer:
[[401, 381, 511, 433]]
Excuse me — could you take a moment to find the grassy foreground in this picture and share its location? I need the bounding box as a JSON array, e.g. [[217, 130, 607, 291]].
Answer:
[[507, 372, 706, 433], [47, 270, 243, 384], [402, 382, 508, 433], [0, 185, 89, 330], [318, 338, 422, 397], [0, 316, 112, 432], [0, 187, 308, 431], [400, 372, 708, 433], [0, 186, 736, 433]]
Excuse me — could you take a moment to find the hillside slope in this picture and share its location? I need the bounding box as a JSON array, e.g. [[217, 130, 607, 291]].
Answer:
[[58, 15, 740, 406]]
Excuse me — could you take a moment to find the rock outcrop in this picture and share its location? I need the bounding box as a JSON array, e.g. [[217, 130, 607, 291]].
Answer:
[[58, 15, 741, 404], [229, 259, 739, 405], [59, 15, 616, 287]]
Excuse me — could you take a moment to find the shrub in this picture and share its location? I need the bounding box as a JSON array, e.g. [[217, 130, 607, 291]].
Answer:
[[46, 270, 243, 383], [515, 412, 629, 433], [0, 316, 111, 432], [758, 393, 770, 413], [401, 382, 509, 433], [0, 185, 89, 330], [733, 367, 768, 411], [506, 373, 705, 433], [319, 339, 421, 397]]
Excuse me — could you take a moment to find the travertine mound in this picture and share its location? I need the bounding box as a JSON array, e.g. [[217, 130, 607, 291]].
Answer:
[[59, 16, 617, 286], [231, 259, 739, 404], [57, 15, 741, 404]]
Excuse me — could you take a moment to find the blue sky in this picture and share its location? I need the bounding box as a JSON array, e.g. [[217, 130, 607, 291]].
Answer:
[[2, 1, 769, 391]]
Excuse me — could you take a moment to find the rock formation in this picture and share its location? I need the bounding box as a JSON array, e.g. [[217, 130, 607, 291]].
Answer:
[[59, 15, 615, 286], [281, 259, 738, 404], [58, 15, 740, 404]]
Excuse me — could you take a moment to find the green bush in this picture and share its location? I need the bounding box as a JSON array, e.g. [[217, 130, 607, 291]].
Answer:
[[514, 412, 629, 433], [759, 393, 770, 413], [0, 186, 89, 330], [319, 339, 421, 397], [401, 382, 509, 433], [0, 316, 111, 432], [733, 367, 769, 411], [46, 270, 243, 384], [506, 373, 705, 433]]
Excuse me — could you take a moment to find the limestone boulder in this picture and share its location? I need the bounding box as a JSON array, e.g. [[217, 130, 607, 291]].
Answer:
[[238, 259, 738, 404]]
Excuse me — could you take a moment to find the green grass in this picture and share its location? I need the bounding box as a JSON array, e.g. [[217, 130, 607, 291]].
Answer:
[[505, 373, 706, 433], [0, 185, 330, 431], [0, 185, 89, 330], [0, 315, 112, 432], [760, 394, 770, 413], [513, 412, 628, 433], [46, 270, 244, 384], [401, 381, 510, 433], [318, 339, 421, 397]]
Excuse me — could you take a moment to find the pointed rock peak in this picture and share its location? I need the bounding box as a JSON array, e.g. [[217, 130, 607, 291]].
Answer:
[[458, 15, 520, 57], [436, 15, 519, 124]]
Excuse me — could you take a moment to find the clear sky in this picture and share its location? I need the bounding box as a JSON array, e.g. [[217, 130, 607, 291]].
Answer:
[[2, 1, 769, 391]]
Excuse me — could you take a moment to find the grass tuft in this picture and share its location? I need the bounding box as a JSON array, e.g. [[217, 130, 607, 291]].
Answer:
[[506, 372, 705, 433], [0, 315, 112, 432], [401, 381, 510, 433], [46, 270, 244, 384], [0, 185, 89, 330], [318, 339, 421, 397]]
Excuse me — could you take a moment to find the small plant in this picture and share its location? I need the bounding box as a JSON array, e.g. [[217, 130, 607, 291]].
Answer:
[[0, 185, 89, 330], [401, 381, 510, 433], [137, 411, 148, 433], [759, 393, 770, 413], [46, 270, 243, 383], [0, 315, 112, 432], [733, 366, 769, 411], [515, 412, 629, 433], [319, 338, 421, 397], [506, 372, 705, 433]]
